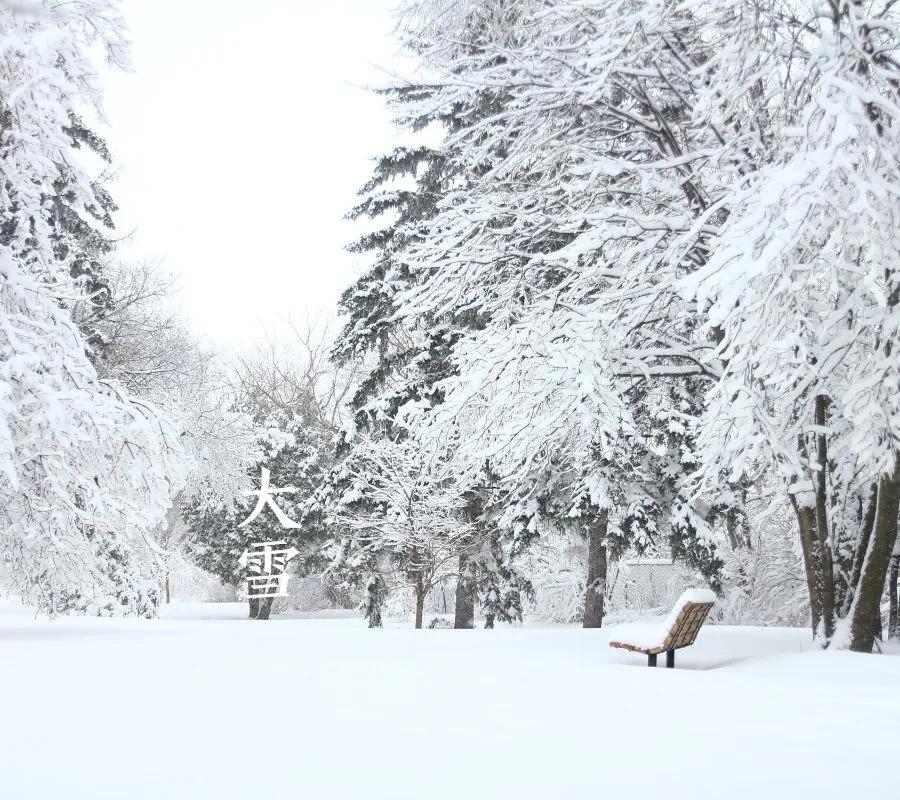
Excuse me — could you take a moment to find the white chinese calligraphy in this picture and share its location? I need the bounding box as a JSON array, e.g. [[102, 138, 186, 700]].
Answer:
[[238, 540, 300, 599], [239, 466, 301, 528]]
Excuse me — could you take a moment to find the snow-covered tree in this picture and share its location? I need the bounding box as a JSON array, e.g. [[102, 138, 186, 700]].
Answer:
[[181, 325, 342, 618], [385, 0, 900, 649], [325, 431, 477, 628], [889, 536, 899, 640], [0, 0, 188, 614], [87, 260, 258, 503], [182, 415, 329, 618], [685, 0, 900, 651], [377, 0, 751, 626], [330, 43, 534, 628]]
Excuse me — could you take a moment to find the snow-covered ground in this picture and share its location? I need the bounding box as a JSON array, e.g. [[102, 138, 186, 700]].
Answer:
[[1, 602, 897, 799]]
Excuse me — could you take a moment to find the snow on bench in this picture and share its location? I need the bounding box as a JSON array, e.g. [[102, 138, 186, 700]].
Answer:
[[608, 588, 716, 668]]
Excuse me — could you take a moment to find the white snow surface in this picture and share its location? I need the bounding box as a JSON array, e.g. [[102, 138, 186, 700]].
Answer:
[[609, 587, 717, 649], [1, 601, 897, 799]]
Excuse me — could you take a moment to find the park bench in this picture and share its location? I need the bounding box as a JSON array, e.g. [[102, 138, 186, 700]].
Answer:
[[608, 588, 716, 668]]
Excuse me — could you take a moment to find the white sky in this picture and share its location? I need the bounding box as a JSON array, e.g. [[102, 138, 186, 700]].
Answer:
[[104, 0, 404, 349]]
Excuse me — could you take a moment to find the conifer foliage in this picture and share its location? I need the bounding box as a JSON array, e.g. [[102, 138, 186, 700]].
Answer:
[[327, 58, 531, 628], [182, 414, 331, 619]]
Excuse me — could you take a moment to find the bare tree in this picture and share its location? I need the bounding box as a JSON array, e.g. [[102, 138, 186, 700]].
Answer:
[[228, 315, 357, 430], [329, 433, 477, 628]]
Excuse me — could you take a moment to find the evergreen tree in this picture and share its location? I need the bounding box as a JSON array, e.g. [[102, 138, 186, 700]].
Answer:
[[329, 103, 505, 625], [182, 415, 329, 619]]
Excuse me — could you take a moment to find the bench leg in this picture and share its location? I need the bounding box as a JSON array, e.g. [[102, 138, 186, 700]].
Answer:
[[666, 649, 675, 669], [647, 653, 657, 667]]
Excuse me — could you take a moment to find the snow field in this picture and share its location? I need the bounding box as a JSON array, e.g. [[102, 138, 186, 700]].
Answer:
[[1, 603, 897, 799]]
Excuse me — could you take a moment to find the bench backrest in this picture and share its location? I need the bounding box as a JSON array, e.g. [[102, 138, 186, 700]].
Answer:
[[663, 601, 714, 650]]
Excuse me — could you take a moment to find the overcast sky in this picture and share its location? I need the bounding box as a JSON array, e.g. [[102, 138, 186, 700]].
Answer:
[[104, 0, 404, 349]]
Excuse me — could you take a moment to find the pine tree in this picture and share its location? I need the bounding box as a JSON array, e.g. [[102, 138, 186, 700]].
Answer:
[[182, 415, 329, 619], [329, 43, 530, 627]]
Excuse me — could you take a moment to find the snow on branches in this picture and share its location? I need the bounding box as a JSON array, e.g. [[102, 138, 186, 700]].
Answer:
[[325, 432, 478, 628], [335, 0, 900, 645], [0, 1, 185, 614]]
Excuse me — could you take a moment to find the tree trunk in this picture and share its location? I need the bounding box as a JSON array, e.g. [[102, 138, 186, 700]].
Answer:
[[164, 574, 171, 604], [414, 572, 425, 629], [813, 394, 836, 641], [454, 553, 476, 629], [583, 510, 609, 629], [842, 484, 879, 616], [848, 465, 900, 652], [725, 510, 741, 550], [791, 497, 823, 636], [888, 538, 899, 640], [365, 573, 385, 628], [725, 507, 751, 550], [248, 597, 260, 619], [256, 596, 274, 621]]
